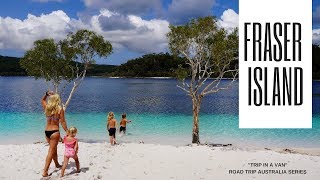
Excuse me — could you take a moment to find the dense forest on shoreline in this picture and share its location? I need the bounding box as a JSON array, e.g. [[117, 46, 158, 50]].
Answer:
[[0, 53, 187, 77], [1, 44, 320, 79], [110, 53, 188, 77], [0, 55, 27, 76]]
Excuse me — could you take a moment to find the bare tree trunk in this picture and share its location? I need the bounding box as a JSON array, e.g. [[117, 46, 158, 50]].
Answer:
[[64, 68, 87, 110], [53, 83, 58, 94], [192, 96, 201, 144]]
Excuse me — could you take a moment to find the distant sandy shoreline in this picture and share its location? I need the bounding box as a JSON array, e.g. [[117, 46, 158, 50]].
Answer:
[[0, 142, 319, 179]]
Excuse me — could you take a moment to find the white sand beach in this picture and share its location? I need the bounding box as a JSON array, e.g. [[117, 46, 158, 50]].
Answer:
[[0, 142, 319, 180]]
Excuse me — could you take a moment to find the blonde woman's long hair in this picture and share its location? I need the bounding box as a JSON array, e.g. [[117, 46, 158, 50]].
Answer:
[[45, 94, 61, 116], [107, 112, 114, 122]]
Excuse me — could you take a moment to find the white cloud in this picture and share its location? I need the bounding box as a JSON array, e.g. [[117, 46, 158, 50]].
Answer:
[[97, 9, 135, 31], [218, 9, 238, 33], [0, 9, 170, 54], [313, 29, 320, 45], [0, 10, 80, 50], [0, 8, 243, 55], [89, 9, 170, 53]]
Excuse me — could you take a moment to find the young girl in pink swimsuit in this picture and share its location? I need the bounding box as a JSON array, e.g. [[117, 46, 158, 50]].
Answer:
[[60, 127, 80, 177]]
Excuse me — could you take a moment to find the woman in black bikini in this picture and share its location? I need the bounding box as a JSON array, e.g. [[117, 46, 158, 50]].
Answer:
[[41, 91, 68, 177]]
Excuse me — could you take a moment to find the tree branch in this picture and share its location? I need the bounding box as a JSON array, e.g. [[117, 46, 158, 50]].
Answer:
[[64, 62, 88, 110]]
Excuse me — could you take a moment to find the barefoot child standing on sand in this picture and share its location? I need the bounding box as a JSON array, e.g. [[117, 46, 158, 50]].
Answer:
[[61, 127, 80, 177], [119, 113, 132, 135], [107, 112, 117, 145]]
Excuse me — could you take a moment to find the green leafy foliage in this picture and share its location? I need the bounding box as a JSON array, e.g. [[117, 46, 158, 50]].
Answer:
[[19, 29, 113, 91], [167, 16, 238, 80], [175, 64, 188, 81], [20, 39, 74, 83], [168, 16, 218, 57], [63, 29, 113, 64]]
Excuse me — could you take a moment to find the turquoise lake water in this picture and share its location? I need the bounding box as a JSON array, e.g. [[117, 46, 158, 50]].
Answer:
[[1, 77, 320, 148]]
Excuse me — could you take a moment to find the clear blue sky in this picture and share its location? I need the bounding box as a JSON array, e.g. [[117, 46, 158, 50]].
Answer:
[[0, 0, 318, 65]]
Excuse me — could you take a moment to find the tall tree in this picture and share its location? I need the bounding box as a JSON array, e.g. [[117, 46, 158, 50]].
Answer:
[[61, 30, 112, 108], [20, 29, 112, 110], [167, 16, 238, 144]]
